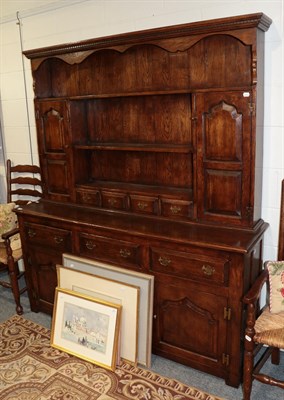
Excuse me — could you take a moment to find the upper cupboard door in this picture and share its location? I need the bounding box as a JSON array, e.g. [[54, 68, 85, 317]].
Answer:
[[35, 100, 69, 153], [194, 91, 254, 227], [35, 100, 73, 202]]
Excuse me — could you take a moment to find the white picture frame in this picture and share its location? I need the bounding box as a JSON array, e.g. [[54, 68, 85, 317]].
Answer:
[[57, 265, 140, 365], [62, 253, 154, 367]]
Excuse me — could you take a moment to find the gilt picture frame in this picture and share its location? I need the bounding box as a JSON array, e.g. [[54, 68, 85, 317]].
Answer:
[[57, 265, 139, 365], [51, 287, 121, 371], [62, 253, 154, 367]]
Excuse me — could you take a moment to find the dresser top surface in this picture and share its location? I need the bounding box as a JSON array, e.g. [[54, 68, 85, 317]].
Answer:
[[16, 201, 268, 254]]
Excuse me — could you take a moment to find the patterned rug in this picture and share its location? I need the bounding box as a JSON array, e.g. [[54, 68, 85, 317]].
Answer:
[[0, 315, 223, 400]]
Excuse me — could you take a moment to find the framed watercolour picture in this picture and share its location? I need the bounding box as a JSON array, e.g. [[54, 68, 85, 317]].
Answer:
[[62, 253, 154, 367], [57, 265, 139, 365], [51, 287, 121, 371]]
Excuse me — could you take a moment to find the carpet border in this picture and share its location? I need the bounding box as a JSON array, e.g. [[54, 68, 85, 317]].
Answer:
[[0, 315, 225, 400]]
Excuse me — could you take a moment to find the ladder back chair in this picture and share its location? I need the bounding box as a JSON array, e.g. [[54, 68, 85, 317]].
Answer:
[[0, 160, 43, 314], [7, 159, 43, 205], [243, 179, 284, 399]]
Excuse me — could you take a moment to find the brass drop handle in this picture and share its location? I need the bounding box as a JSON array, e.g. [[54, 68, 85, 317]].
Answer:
[[108, 198, 117, 206], [202, 264, 215, 276], [138, 202, 147, 210], [119, 248, 131, 258], [158, 256, 171, 267], [170, 205, 181, 214], [82, 193, 92, 202], [28, 229, 36, 238], [54, 236, 63, 244], [85, 240, 96, 250]]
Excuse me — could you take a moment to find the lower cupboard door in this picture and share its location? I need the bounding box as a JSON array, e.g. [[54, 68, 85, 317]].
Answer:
[[153, 280, 229, 377], [28, 248, 60, 314]]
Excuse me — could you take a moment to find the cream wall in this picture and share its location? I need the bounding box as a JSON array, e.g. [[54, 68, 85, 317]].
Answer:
[[0, 0, 283, 261]]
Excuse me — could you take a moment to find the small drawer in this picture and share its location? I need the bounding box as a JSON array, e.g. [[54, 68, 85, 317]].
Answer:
[[161, 199, 193, 219], [78, 233, 142, 269], [130, 195, 157, 215], [101, 191, 127, 210], [150, 247, 229, 285], [24, 223, 72, 251], [76, 190, 100, 206]]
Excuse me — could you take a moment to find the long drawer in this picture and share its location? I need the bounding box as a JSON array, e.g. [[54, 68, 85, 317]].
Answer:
[[78, 232, 143, 270], [24, 222, 72, 251], [150, 247, 230, 285]]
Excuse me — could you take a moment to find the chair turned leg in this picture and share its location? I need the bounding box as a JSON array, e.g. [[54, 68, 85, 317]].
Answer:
[[243, 303, 256, 400], [7, 259, 23, 315], [243, 338, 254, 400]]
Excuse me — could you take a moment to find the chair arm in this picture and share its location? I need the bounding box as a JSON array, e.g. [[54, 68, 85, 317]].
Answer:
[[1, 227, 20, 241], [243, 268, 269, 306]]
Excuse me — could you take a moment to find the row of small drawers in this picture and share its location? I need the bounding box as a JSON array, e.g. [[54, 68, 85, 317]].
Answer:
[[24, 223, 229, 286], [76, 189, 193, 219]]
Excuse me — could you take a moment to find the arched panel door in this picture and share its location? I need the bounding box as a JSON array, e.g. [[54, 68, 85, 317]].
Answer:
[[194, 91, 254, 227], [35, 100, 73, 202]]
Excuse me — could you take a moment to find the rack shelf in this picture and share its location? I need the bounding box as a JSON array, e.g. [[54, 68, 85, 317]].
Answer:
[[74, 143, 194, 153]]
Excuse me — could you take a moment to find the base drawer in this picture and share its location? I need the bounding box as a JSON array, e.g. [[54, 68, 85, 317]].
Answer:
[[24, 222, 72, 250], [78, 232, 143, 269], [150, 247, 229, 285]]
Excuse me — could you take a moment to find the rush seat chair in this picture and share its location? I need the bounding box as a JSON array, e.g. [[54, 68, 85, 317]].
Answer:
[[0, 160, 43, 314], [243, 179, 284, 399]]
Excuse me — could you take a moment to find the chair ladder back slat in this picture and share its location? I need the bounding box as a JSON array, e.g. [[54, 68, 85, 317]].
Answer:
[[10, 164, 41, 174], [10, 176, 42, 186], [11, 188, 43, 197], [6, 159, 43, 205]]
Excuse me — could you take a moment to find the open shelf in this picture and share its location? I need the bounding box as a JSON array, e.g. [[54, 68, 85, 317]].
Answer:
[[74, 143, 194, 153]]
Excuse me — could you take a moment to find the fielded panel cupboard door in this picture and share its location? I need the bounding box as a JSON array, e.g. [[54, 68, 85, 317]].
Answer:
[[26, 247, 60, 313], [35, 100, 73, 202], [153, 279, 229, 379], [194, 91, 253, 227]]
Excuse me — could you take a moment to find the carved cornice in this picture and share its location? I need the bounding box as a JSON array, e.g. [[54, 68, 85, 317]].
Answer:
[[24, 13, 272, 61]]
